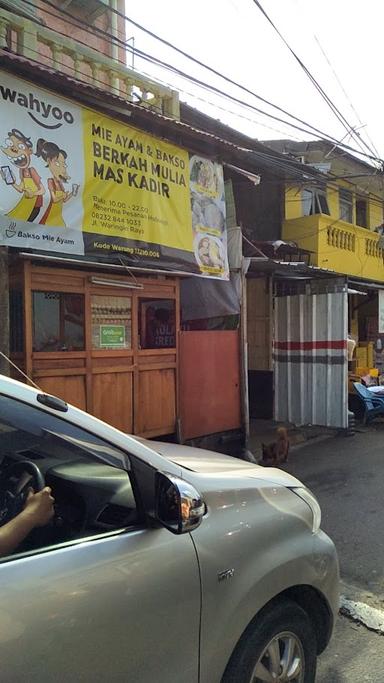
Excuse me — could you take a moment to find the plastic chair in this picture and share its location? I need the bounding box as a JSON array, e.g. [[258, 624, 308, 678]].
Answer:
[[353, 382, 384, 424]]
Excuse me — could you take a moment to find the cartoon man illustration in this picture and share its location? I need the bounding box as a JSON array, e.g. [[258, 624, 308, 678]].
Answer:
[[37, 139, 75, 228], [0, 129, 45, 222]]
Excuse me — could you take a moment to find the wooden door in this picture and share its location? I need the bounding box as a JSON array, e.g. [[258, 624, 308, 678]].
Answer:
[[134, 288, 179, 437]]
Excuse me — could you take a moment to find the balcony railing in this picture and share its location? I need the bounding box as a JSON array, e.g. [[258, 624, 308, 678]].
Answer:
[[326, 226, 356, 252], [0, 5, 180, 119], [283, 214, 384, 281]]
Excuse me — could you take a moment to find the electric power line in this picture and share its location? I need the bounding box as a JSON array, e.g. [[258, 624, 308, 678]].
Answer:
[[290, 0, 381, 160], [251, 0, 379, 161], [12, 0, 384, 198], [31, 0, 384, 164], [1, 32, 326, 184]]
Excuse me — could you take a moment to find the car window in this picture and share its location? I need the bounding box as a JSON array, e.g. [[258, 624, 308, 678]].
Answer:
[[0, 394, 141, 561]]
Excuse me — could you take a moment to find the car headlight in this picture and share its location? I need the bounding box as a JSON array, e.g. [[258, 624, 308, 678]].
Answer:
[[291, 487, 322, 533]]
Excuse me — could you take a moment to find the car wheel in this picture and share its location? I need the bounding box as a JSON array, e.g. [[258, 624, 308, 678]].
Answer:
[[222, 598, 317, 683]]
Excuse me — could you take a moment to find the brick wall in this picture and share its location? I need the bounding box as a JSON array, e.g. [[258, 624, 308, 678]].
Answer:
[[35, 0, 126, 63]]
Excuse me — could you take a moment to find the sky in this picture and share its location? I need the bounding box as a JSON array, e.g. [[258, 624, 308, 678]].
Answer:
[[124, 0, 384, 164]]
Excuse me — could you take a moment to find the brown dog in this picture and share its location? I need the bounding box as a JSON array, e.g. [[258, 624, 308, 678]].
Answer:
[[261, 427, 290, 467]]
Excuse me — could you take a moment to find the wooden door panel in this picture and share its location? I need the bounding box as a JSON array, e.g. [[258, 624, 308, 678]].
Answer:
[[36, 375, 86, 410], [92, 372, 133, 433], [179, 331, 241, 440], [137, 368, 176, 437]]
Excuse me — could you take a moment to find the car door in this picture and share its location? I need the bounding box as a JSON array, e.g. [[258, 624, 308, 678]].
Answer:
[[0, 394, 201, 682]]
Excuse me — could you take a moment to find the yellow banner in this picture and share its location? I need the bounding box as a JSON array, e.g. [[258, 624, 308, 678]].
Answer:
[[0, 71, 229, 278], [82, 110, 193, 252]]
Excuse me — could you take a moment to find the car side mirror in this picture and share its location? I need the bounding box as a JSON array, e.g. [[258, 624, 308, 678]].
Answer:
[[155, 472, 205, 534]]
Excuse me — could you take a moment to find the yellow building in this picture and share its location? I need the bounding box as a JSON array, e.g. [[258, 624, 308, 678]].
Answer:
[[265, 140, 384, 283]]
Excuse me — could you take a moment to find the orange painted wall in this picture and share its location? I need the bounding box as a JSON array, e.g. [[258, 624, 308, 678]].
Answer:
[[179, 331, 242, 441]]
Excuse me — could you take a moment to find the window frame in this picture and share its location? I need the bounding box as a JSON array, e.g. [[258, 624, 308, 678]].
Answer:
[[339, 188, 354, 224], [356, 197, 368, 228], [302, 187, 330, 216], [0, 393, 148, 564], [32, 290, 86, 353], [138, 297, 177, 350], [91, 293, 133, 351]]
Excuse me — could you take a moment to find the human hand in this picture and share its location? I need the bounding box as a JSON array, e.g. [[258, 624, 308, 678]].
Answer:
[[24, 189, 34, 198], [23, 487, 55, 527]]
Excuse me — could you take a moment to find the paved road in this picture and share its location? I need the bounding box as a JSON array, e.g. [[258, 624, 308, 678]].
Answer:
[[278, 427, 384, 681], [317, 615, 384, 682], [284, 427, 384, 598]]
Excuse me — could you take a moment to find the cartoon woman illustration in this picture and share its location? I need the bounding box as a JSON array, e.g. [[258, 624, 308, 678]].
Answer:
[[0, 129, 45, 222], [37, 139, 75, 228]]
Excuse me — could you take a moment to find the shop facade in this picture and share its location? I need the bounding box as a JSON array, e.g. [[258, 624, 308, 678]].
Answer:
[[10, 258, 180, 438], [8, 255, 243, 443], [0, 62, 247, 448]]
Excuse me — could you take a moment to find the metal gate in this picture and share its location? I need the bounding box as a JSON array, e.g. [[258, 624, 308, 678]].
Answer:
[[273, 279, 348, 428]]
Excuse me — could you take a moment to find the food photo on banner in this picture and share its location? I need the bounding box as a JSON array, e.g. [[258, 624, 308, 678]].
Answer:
[[0, 70, 229, 279]]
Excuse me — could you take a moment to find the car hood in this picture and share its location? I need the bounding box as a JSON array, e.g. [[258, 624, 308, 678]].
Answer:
[[141, 439, 304, 488]]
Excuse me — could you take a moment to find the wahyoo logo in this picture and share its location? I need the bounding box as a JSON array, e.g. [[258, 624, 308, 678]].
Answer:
[[0, 85, 75, 130]]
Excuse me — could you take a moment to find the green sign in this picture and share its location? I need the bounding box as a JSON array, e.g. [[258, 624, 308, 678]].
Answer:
[[100, 324, 126, 348]]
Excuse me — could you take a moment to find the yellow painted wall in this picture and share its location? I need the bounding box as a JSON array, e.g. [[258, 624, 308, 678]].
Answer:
[[282, 214, 321, 262], [283, 214, 384, 281], [285, 183, 383, 228], [368, 194, 383, 229], [283, 181, 384, 281], [285, 186, 303, 220], [327, 185, 340, 219]]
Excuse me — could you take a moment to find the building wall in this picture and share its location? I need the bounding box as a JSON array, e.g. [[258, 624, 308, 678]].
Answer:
[[247, 277, 273, 420], [34, 0, 126, 63], [247, 278, 272, 371], [229, 171, 283, 241], [285, 181, 383, 230]]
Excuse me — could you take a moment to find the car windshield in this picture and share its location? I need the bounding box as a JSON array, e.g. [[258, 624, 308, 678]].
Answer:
[[0, 394, 128, 470]]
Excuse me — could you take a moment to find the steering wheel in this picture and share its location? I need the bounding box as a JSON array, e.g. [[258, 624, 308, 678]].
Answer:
[[0, 460, 45, 526]]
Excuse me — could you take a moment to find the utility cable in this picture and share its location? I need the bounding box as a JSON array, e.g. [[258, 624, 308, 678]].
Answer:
[[251, 0, 378, 160], [0, 40, 322, 184], [29, 0, 384, 163], [6, 30, 383, 194], [11, 1, 384, 190], [291, 0, 381, 160], [101, 0, 380, 161]]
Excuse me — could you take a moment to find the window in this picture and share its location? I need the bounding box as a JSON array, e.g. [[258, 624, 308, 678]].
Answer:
[[339, 188, 353, 223], [91, 295, 132, 350], [32, 292, 85, 352], [139, 299, 176, 349], [356, 198, 368, 228], [0, 395, 138, 558], [302, 188, 330, 216]]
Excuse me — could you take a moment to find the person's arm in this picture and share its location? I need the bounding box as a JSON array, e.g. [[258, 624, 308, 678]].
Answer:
[[0, 487, 54, 557]]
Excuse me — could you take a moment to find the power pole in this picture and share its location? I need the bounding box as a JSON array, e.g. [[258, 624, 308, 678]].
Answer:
[[0, 247, 9, 376]]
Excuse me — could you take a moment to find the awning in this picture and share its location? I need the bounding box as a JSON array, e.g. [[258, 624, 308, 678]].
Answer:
[[247, 258, 384, 290], [347, 278, 384, 291], [246, 258, 340, 280], [224, 163, 261, 185], [347, 288, 367, 295]]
